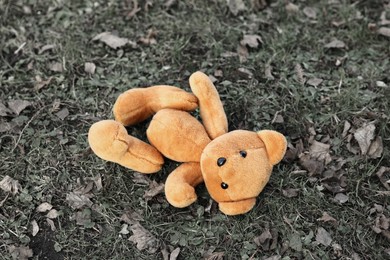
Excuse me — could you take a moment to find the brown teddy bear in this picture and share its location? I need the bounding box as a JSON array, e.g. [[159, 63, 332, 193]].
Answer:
[[88, 71, 287, 215]]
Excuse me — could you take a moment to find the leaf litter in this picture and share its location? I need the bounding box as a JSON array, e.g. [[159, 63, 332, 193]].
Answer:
[[128, 223, 159, 253], [0, 175, 22, 195]]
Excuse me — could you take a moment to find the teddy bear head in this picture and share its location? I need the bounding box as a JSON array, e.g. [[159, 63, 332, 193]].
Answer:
[[200, 129, 287, 215]]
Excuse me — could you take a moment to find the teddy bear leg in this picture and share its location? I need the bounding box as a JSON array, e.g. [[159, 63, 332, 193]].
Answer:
[[218, 198, 257, 216], [88, 120, 164, 173], [165, 162, 203, 208], [113, 86, 198, 126]]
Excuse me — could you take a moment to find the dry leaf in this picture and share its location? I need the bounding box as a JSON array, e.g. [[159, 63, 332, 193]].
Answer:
[[376, 167, 390, 190], [73, 210, 93, 226], [254, 228, 273, 249], [307, 78, 323, 87], [205, 252, 225, 260], [227, 0, 247, 16], [303, 7, 317, 19], [282, 188, 299, 198], [128, 223, 159, 253], [34, 76, 53, 90], [0, 175, 22, 195], [299, 153, 324, 176], [285, 2, 299, 13], [133, 173, 152, 185], [368, 136, 383, 158], [237, 67, 253, 78], [316, 227, 332, 246], [84, 62, 96, 74], [309, 141, 332, 165], [36, 202, 53, 212], [120, 209, 143, 225], [66, 192, 93, 209], [317, 212, 337, 224], [119, 224, 130, 235], [169, 247, 180, 260], [265, 64, 275, 80], [56, 108, 69, 120], [92, 32, 131, 49], [8, 100, 31, 115], [264, 256, 281, 260], [46, 209, 59, 219], [164, 0, 177, 8], [324, 39, 346, 49], [378, 27, 390, 37], [334, 193, 348, 203], [143, 181, 164, 201], [354, 123, 375, 155], [342, 121, 351, 138], [31, 220, 39, 236], [240, 34, 263, 48], [39, 44, 56, 54], [46, 218, 56, 231], [93, 174, 103, 191], [48, 62, 63, 72], [8, 245, 33, 260], [127, 0, 141, 18], [0, 102, 12, 116], [139, 29, 157, 45], [295, 63, 305, 85], [237, 44, 248, 63]]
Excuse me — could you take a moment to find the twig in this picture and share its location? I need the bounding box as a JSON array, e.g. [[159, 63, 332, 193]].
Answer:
[[11, 105, 48, 153], [14, 42, 26, 54]]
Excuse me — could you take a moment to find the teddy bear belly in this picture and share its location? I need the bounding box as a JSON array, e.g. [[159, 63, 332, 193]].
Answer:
[[146, 109, 211, 162]]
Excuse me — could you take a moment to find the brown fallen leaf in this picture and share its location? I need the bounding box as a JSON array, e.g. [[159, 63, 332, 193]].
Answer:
[[46, 209, 59, 219], [237, 44, 248, 63], [8, 245, 33, 260], [309, 140, 332, 165], [93, 32, 132, 49], [46, 218, 56, 231], [0, 175, 22, 195], [315, 227, 332, 246], [240, 34, 263, 48], [354, 123, 375, 155], [376, 167, 390, 190], [164, 0, 177, 8], [282, 188, 299, 198], [324, 39, 346, 49], [8, 100, 32, 115], [66, 192, 93, 209], [227, 0, 247, 16], [55, 108, 69, 120], [128, 223, 159, 253], [127, 0, 141, 18], [307, 78, 323, 87], [303, 7, 317, 19], [31, 220, 39, 237], [368, 136, 383, 158], [237, 67, 253, 79], [139, 29, 157, 45], [299, 153, 324, 176], [254, 228, 273, 250], [36, 202, 53, 212], [143, 181, 164, 201], [317, 212, 338, 224], [119, 224, 130, 235], [133, 173, 152, 185], [38, 44, 56, 54], [205, 252, 225, 260], [34, 76, 53, 90], [378, 27, 390, 38], [334, 193, 348, 204], [48, 62, 63, 72], [0, 102, 12, 116], [169, 247, 180, 260], [285, 2, 299, 14], [120, 209, 144, 225], [84, 62, 96, 74], [264, 64, 275, 80]]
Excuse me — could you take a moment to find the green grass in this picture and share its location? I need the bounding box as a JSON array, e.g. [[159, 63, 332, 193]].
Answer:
[[1, 0, 389, 259]]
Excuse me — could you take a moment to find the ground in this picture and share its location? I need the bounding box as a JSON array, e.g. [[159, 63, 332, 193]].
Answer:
[[0, 0, 389, 259]]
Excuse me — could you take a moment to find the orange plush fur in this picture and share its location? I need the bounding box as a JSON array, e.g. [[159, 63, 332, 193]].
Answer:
[[88, 71, 287, 215]]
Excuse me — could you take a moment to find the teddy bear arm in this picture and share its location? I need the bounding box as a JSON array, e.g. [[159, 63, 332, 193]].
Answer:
[[189, 71, 228, 139], [114, 86, 198, 126], [88, 120, 164, 173], [165, 162, 203, 208]]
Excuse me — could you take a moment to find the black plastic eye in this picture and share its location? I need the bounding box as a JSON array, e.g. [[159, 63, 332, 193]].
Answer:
[[217, 157, 226, 167], [221, 182, 229, 189], [240, 150, 247, 158]]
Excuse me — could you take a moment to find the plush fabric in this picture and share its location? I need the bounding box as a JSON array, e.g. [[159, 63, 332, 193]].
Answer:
[[88, 71, 287, 215]]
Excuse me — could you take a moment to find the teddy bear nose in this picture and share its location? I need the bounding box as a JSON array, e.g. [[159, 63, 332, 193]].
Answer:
[[221, 182, 229, 189], [217, 157, 226, 166]]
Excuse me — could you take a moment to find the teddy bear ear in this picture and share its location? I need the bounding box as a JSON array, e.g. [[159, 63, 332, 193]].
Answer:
[[257, 130, 287, 166]]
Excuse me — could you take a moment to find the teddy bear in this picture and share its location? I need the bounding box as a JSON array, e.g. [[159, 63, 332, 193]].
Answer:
[[88, 71, 287, 215]]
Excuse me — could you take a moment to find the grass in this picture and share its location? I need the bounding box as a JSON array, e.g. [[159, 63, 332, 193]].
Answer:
[[1, 0, 389, 259]]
